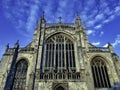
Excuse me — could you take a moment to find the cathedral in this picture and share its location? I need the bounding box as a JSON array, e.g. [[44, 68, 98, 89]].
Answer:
[[0, 14, 120, 90]]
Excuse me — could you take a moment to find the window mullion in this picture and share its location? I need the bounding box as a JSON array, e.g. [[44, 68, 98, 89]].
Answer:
[[44, 44, 47, 70], [47, 44, 49, 68], [59, 44, 61, 72], [93, 66, 98, 87], [58, 43, 60, 72], [50, 44, 53, 71], [103, 66, 109, 87], [67, 43, 70, 72], [72, 44, 75, 67], [96, 66, 102, 87], [54, 43, 56, 71], [100, 66, 105, 87], [64, 40, 66, 70], [61, 44, 63, 72], [70, 43, 73, 69]]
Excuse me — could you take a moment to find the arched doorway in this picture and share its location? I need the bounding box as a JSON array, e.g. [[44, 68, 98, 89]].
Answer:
[[55, 86, 65, 90]]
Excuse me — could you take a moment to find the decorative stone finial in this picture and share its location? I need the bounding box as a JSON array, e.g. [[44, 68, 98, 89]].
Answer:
[[76, 11, 80, 20], [5, 43, 9, 52], [40, 11, 46, 24], [108, 42, 114, 53], [108, 42, 112, 46], [14, 40, 19, 48], [58, 16, 62, 23], [42, 11, 45, 18], [76, 11, 79, 16], [6, 43, 9, 48], [75, 12, 81, 29], [16, 40, 19, 44]]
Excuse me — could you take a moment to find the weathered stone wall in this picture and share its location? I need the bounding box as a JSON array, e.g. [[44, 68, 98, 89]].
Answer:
[[0, 55, 14, 89]]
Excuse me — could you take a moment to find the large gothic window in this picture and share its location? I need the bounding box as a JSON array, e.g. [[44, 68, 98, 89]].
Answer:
[[43, 33, 75, 73], [12, 60, 28, 90], [91, 57, 111, 88]]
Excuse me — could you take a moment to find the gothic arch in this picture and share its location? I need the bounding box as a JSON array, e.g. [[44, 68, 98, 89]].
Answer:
[[16, 57, 30, 66], [45, 31, 76, 43], [90, 56, 111, 88], [11, 59, 28, 90], [55, 86, 64, 90], [89, 54, 113, 67], [54, 84, 66, 90]]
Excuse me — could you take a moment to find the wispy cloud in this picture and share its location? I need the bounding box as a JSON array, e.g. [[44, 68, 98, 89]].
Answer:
[[95, 14, 104, 22], [26, 0, 40, 32], [103, 35, 120, 48], [1, 0, 41, 37], [103, 43, 108, 47], [99, 31, 104, 37], [80, 0, 120, 29], [87, 20, 95, 27], [1, 0, 120, 36], [94, 24, 102, 29], [112, 35, 120, 47], [87, 30, 95, 35], [92, 42, 100, 46]]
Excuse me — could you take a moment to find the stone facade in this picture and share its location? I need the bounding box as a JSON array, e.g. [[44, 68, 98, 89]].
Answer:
[[0, 14, 120, 90]]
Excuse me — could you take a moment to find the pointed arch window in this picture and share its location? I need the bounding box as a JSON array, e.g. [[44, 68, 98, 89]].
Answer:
[[91, 57, 111, 88], [12, 59, 28, 90], [43, 33, 75, 73]]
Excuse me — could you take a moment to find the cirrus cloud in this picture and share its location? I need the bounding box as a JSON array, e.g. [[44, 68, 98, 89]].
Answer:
[[92, 42, 100, 46], [112, 35, 120, 47], [1, 0, 120, 35]]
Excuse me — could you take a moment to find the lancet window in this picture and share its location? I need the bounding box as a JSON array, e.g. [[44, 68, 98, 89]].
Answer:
[[91, 57, 111, 88], [12, 60, 28, 90]]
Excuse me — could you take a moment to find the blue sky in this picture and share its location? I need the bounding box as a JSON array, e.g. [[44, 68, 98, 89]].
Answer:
[[0, 0, 120, 59]]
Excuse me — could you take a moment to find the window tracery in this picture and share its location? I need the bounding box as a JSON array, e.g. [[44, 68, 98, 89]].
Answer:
[[12, 60, 28, 90], [43, 34, 76, 73], [91, 57, 111, 88]]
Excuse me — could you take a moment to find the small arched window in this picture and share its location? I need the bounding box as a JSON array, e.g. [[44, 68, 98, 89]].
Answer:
[[55, 86, 65, 90], [12, 59, 28, 90], [91, 57, 111, 88]]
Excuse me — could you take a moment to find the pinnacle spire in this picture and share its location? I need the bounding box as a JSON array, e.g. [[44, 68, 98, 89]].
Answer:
[[5, 43, 9, 52], [40, 11, 46, 23], [76, 11, 80, 20], [58, 16, 62, 23], [76, 11, 79, 16], [14, 40, 19, 48], [75, 12, 81, 29], [42, 11, 45, 18]]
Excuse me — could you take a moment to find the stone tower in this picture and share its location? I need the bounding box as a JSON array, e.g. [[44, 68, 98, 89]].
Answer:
[[0, 14, 120, 90]]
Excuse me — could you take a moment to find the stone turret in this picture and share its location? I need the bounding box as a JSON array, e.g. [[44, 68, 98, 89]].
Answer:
[[40, 11, 46, 29], [75, 12, 82, 30], [108, 42, 114, 53]]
